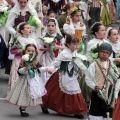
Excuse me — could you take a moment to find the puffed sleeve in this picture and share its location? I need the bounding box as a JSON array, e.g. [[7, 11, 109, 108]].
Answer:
[[85, 62, 96, 90]]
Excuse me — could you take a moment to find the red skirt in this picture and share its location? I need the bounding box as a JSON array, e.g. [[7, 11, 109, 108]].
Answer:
[[112, 96, 120, 120], [42, 71, 88, 114]]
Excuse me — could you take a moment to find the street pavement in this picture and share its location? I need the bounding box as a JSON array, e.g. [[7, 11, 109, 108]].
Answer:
[[0, 68, 88, 120]]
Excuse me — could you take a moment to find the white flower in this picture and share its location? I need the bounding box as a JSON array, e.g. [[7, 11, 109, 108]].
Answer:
[[22, 54, 29, 61], [0, 7, 8, 12], [43, 37, 54, 44], [76, 54, 87, 61]]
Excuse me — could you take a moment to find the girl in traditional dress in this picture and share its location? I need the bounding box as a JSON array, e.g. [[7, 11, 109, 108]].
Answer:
[[63, 6, 86, 45], [40, 18, 65, 82], [41, 35, 88, 119], [43, 10, 56, 27], [107, 28, 120, 120], [100, 0, 112, 26], [85, 42, 119, 120], [8, 23, 37, 92], [86, 22, 109, 63], [6, 44, 47, 117], [107, 28, 120, 67]]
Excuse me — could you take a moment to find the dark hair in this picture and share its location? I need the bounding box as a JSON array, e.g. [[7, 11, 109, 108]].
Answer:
[[62, 3, 71, 13], [107, 28, 118, 37], [18, 0, 28, 1], [23, 44, 38, 55], [47, 19, 56, 25], [91, 22, 103, 36], [47, 9, 55, 16], [65, 35, 79, 47], [18, 22, 29, 34], [71, 9, 81, 17]]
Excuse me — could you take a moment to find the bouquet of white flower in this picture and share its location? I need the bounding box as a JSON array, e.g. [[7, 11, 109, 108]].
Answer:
[[0, 6, 10, 26], [89, 44, 99, 59], [40, 37, 55, 60], [9, 35, 23, 49], [22, 54, 38, 78]]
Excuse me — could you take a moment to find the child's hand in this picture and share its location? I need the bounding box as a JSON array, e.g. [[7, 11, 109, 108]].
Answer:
[[80, 22, 84, 27], [80, 71, 84, 77], [66, 16, 72, 24], [47, 68, 53, 74], [24, 66, 31, 71], [18, 49, 24, 54], [94, 86, 100, 91]]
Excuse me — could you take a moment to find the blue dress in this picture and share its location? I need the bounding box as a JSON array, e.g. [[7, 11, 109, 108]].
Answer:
[[0, 34, 7, 68]]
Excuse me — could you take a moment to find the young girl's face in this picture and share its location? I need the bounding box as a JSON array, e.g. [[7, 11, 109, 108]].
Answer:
[[108, 29, 119, 43], [67, 42, 78, 52], [25, 46, 36, 54], [95, 25, 106, 40], [21, 24, 32, 36], [72, 11, 81, 23], [48, 13, 56, 19], [47, 21, 56, 34], [98, 50, 111, 61]]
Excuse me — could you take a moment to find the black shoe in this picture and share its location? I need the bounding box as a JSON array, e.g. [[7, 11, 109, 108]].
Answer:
[[41, 107, 49, 114], [74, 114, 84, 119], [19, 107, 29, 117]]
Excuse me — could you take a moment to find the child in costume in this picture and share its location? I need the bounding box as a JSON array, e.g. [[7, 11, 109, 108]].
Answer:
[[85, 42, 120, 120], [8, 22, 37, 92], [107, 28, 120, 67], [63, 6, 86, 45], [40, 18, 65, 82], [86, 22, 109, 63], [41, 35, 88, 119], [107, 28, 120, 120], [43, 10, 56, 26], [6, 44, 47, 117]]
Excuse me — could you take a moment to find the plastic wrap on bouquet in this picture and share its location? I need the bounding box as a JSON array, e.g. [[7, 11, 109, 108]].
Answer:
[[73, 57, 106, 103], [28, 16, 43, 28], [9, 35, 22, 49]]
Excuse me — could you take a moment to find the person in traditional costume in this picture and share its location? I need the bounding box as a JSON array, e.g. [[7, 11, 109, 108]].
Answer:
[[100, 0, 112, 26], [87, 0, 101, 27], [29, 0, 43, 21], [0, 0, 10, 46], [86, 22, 109, 63], [41, 35, 88, 119], [63, 6, 86, 45], [85, 42, 120, 120], [43, 0, 66, 15], [43, 9, 56, 27], [8, 23, 37, 92], [107, 28, 120, 69], [40, 18, 65, 83], [5, 0, 42, 75], [6, 44, 47, 117], [107, 28, 120, 120]]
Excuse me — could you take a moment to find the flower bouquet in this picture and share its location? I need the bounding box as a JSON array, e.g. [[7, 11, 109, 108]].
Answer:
[[9, 35, 23, 49], [89, 44, 99, 59], [0, 6, 10, 26], [28, 16, 42, 28], [22, 53, 38, 78], [40, 37, 55, 60]]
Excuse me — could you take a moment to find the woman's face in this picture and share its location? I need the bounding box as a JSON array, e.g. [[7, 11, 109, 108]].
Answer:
[[18, 0, 28, 8], [47, 21, 56, 34]]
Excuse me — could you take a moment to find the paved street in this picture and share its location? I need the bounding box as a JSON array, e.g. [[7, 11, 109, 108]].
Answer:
[[0, 68, 88, 120]]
